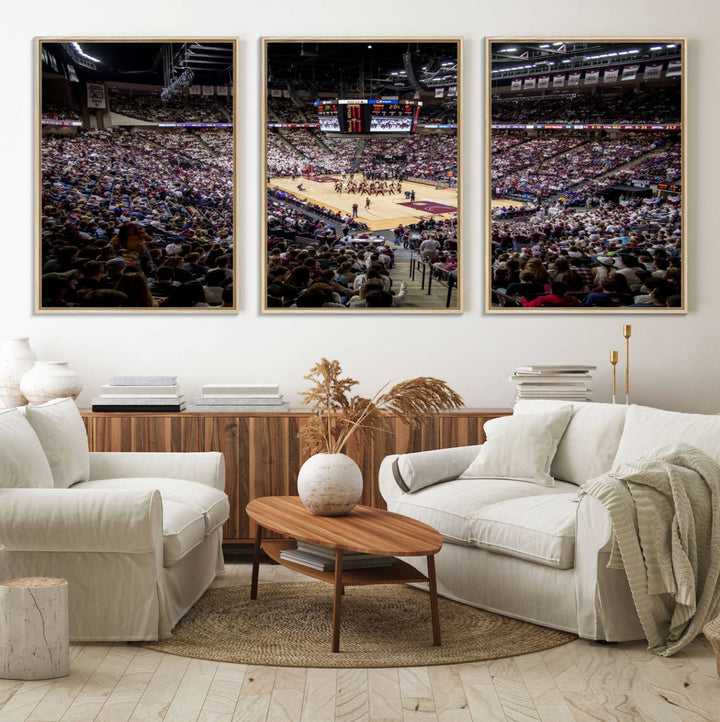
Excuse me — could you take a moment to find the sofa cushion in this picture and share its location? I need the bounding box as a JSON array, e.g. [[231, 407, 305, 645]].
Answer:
[[471, 494, 578, 569], [613, 404, 720, 468], [162, 500, 207, 567], [392, 477, 578, 552], [514, 400, 627, 485], [73, 477, 229, 535], [0, 408, 54, 489], [459, 407, 572, 486], [24, 398, 90, 489]]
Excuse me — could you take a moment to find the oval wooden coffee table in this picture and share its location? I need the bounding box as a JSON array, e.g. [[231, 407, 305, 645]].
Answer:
[[246, 496, 443, 653]]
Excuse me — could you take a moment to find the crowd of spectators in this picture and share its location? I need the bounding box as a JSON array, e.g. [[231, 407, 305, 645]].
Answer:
[[40, 127, 234, 308], [266, 196, 457, 308], [109, 93, 232, 123], [491, 196, 682, 308], [42, 104, 81, 121], [267, 128, 458, 185], [491, 86, 681, 124], [492, 131, 681, 202]]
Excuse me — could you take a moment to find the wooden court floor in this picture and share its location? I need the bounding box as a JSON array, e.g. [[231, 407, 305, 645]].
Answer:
[[269, 176, 458, 232]]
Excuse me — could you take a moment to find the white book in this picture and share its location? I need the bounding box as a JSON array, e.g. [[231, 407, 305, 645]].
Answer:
[[515, 365, 596, 374], [188, 404, 290, 413], [108, 376, 177, 386], [279, 548, 394, 571], [514, 385, 592, 392], [202, 384, 280, 396], [510, 375, 591, 383], [296, 540, 391, 562], [92, 396, 185, 405], [197, 394, 284, 405], [100, 385, 180, 395]]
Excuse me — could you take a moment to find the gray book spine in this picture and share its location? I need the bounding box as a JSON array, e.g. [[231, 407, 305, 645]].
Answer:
[[202, 384, 280, 395], [195, 395, 284, 405], [92, 396, 184, 405], [188, 404, 290, 413], [109, 376, 177, 386]]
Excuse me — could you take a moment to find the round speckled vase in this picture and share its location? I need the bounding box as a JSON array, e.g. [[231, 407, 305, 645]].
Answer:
[[0, 337, 37, 407], [19, 362, 82, 406], [297, 453, 363, 516]]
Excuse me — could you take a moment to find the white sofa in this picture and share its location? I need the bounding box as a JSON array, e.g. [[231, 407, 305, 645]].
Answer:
[[0, 398, 229, 642], [379, 400, 720, 641]]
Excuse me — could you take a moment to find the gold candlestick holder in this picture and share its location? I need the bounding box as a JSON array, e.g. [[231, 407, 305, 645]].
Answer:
[[610, 350, 619, 405], [623, 324, 632, 404]]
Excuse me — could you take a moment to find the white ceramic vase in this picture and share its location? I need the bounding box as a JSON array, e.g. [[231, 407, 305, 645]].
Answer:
[[20, 362, 83, 406], [297, 453, 363, 516], [0, 337, 37, 407]]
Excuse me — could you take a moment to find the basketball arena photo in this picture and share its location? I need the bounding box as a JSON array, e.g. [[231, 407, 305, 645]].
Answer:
[[38, 39, 236, 311], [487, 39, 684, 312], [263, 39, 460, 311]]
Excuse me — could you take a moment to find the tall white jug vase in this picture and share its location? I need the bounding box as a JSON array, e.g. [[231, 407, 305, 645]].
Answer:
[[0, 338, 37, 407], [20, 362, 82, 406]]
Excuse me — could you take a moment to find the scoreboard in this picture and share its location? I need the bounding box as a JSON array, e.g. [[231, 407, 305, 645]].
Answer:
[[315, 99, 421, 134]]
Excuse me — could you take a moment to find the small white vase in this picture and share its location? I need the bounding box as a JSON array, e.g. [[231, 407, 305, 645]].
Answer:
[[297, 453, 363, 516], [0, 337, 37, 407], [20, 362, 83, 406]]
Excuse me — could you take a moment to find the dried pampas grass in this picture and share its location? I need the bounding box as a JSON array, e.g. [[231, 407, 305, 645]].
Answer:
[[299, 358, 463, 454]]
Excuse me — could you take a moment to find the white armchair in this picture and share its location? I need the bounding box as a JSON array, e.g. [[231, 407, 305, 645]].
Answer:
[[0, 399, 229, 641]]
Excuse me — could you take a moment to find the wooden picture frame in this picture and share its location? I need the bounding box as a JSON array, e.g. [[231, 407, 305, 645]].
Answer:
[[486, 38, 686, 313], [262, 38, 462, 313], [37, 38, 238, 312]]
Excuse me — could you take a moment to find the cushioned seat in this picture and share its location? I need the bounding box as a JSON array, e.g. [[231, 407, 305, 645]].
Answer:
[[74, 478, 230, 536], [393, 477, 578, 558], [161, 500, 207, 567], [470, 493, 578, 569]]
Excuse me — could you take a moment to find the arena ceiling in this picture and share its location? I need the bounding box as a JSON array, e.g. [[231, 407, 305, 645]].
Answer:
[[41, 41, 234, 86], [490, 40, 681, 78], [266, 41, 458, 96]]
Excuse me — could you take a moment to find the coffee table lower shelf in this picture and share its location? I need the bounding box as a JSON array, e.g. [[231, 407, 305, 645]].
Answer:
[[263, 539, 430, 586]]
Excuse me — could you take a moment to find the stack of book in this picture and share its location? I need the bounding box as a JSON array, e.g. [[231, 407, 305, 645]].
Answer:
[[92, 376, 184, 412], [280, 540, 395, 572], [510, 365, 596, 403], [190, 384, 289, 413]]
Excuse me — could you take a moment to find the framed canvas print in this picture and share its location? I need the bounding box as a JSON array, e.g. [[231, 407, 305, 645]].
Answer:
[[37, 38, 237, 312], [262, 38, 461, 312], [486, 39, 685, 313]]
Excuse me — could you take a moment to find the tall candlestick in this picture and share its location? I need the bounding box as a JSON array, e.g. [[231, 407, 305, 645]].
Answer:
[[623, 325, 632, 404], [610, 350, 618, 405]]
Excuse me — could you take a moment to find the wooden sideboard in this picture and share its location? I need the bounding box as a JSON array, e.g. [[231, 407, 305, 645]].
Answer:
[[81, 408, 510, 543]]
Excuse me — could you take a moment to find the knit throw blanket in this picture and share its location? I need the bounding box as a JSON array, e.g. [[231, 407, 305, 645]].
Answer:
[[579, 443, 720, 656]]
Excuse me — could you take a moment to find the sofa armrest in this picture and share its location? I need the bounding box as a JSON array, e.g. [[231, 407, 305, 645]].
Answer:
[[89, 452, 225, 491], [574, 493, 643, 640], [0, 488, 163, 553], [379, 445, 483, 505]]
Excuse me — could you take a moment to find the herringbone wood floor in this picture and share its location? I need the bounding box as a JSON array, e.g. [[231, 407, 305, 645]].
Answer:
[[0, 562, 718, 721]]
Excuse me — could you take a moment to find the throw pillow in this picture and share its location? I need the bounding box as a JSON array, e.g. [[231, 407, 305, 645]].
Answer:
[[0, 408, 54, 488], [24, 398, 90, 489], [459, 406, 573, 486]]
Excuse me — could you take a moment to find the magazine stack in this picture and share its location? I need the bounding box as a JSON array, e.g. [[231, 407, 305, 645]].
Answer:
[[510, 365, 596, 403], [190, 384, 290, 413], [92, 376, 184, 412], [279, 540, 395, 572]]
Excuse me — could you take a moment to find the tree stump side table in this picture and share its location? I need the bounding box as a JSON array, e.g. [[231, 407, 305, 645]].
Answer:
[[0, 577, 70, 680]]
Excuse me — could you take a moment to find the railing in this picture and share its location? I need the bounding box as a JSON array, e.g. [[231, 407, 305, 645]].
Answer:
[[409, 255, 456, 308]]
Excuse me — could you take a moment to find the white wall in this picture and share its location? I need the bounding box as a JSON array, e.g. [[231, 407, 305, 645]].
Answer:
[[6, 0, 720, 413]]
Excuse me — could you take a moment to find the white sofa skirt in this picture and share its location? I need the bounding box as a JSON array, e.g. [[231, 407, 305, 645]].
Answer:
[[3, 528, 224, 642]]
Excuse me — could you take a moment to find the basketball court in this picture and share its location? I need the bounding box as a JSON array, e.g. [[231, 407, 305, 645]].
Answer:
[[269, 175, 458, 232]]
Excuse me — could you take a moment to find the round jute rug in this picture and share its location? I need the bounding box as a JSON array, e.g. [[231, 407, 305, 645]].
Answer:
[[139, 583, 576, 668]]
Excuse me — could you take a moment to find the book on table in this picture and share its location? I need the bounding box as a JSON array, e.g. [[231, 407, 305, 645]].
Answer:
[[108, 376, 178, 386], [280, 541, 395, 571], [201, 384, 280, 396]]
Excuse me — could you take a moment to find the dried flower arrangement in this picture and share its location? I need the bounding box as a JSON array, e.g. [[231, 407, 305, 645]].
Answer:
[[299, 358, 463, 454]]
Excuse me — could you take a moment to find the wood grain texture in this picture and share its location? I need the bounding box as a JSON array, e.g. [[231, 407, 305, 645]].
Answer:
[[247, 497, 443, 556], [82, 409, 509, 543]]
